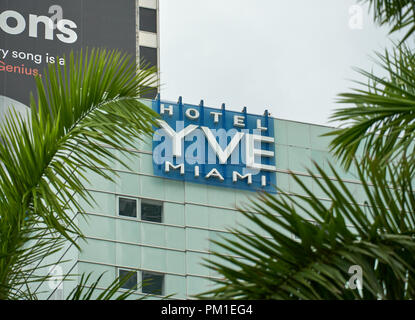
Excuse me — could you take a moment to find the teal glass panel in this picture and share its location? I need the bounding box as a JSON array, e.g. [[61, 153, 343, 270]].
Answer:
[[81, 168, 115, 193], [78, 262, 115, 289], [139, 153, 154, 175], [310, 149, 328, 172], [309, 125, 334, 151], [141, 247, 166, 272], [288, 146, 311, 173], [79, 214, 115, 240], [274, 119, 287, 145], [135, 135, 153, 152], [115, 172, 140, 196], [78, 191, 116, 216], [207, 186, 236, 208], [185, 183, 208, 205], [115, 150, 141, 173], [140, 176, 165, 200], [276, 172, 289, 192], [234, 211, 265, 236], [209, 254, 238, 278], [141, 223, 166, 247], [165, 226, 185, 250], [165, 179, 185, 203], [79, 239, 115, 265], [275, 144, 289, 170], [289, 175, 312, 195], [312, 177, 328, 199], [166, 251, 186, 274], [186, 252, 210, 277], [208, 208, 235, 231], [235, 190, 254, 208], [209, 231, 238, 255], [286, 121, 311, 148], [187, 276, 213, 297], [115, 219, 140, 243], [165, 275, 186, 299], [164, 203, 185, 226], [186, 228, 209, 252], [185, 204, 209, 228], [116, 243, 141, 268]]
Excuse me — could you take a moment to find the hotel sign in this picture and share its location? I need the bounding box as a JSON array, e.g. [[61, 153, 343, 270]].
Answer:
[[152, 98, 277, 193]]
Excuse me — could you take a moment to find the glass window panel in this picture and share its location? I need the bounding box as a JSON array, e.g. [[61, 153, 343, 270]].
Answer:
[[142, 271, 164, 295], [140, 86, 158, 99], [140, 46, 158, 68], [118, 197, 137, 218], [139, 7, 157, 33], [119, 269, 138, 290], [141, 200, 163, 223]]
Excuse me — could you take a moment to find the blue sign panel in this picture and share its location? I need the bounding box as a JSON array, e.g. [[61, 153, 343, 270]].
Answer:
[[152, 97, 276, 193]]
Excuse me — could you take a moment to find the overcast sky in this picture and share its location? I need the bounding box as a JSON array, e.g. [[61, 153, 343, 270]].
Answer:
[[159, 0, 397, 126]]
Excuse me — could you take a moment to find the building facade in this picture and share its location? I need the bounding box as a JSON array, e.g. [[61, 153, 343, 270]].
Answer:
[[1, 0, 367, 300], [34, 95, 364, 300]]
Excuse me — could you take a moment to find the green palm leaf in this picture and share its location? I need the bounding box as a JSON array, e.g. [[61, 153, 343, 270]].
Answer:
[[198, 0, 415, 301], [327, 44, 415, 170], [0, 48, 159, 299], [360, 0, 415, 42], [66, 272, 138, 300], [198, 160, 415, 300]]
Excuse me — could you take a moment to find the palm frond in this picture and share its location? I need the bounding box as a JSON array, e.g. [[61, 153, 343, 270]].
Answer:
[[326, 44, 415, 170], [66, 272, 138, 300], [0, 48, 159, 299], [198, 159, 415, 300], [360, 0, 415, 42]]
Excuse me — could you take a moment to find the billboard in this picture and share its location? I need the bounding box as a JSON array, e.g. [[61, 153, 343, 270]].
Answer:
[[0, 0, 136, 119], [152, 97, 277, 193]]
